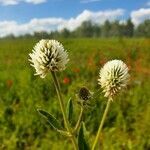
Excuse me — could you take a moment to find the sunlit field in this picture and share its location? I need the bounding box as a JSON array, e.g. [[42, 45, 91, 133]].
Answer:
[[0, 38, 150, 150]]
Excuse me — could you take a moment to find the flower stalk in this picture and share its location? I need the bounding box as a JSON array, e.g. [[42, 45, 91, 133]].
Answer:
[[73, 106, 84, 133], [92, 99, 112, 150], [51, 71, 78, 150]]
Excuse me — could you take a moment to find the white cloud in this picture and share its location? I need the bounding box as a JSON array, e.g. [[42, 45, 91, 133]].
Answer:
[[0, 0, 18, 5], [25, 0, 46, 4], [0, 9, 125, 37], [0, 0, 46, 5], [80, 0, 101, 4], [131, 8, 150, 25], [0, 18, 65, 37], [59, 9, 125, 31]]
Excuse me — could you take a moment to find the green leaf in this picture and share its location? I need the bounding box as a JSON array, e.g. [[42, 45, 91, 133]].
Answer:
[[57, 130, 71, 137], [82, 122, 90, 139], [66, 98, 73, 123], [78, 122, 90, 150], [37, 109, 62, 130]]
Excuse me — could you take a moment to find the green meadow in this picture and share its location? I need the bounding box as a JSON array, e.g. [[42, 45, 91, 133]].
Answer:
[[0, 38, 150, 150]]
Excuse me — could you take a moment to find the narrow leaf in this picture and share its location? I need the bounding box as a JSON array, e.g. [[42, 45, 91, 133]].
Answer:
[[82, 122, 90, 138], [78, 122, 90, 150], [37, 109, 62, 130], [57, 130, 71, 137], [66, 98, 73, 123]]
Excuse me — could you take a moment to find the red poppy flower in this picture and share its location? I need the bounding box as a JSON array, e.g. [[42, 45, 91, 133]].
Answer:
[[63, 77, 70, 84]]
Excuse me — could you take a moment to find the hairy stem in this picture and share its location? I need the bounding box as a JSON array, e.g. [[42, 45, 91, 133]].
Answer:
[[51, 71, 78, 150], [92, 99, 111, 150]]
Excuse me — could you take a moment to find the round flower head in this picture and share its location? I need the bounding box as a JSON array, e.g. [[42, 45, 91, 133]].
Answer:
[[98, 60, 129, 99], [77, 87, 93, 107], [78, 87, 91, 101], [29, 39, 69, 78]]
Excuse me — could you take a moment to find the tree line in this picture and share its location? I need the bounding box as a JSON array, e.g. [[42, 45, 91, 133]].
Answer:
[[2, 19, 150, 39]]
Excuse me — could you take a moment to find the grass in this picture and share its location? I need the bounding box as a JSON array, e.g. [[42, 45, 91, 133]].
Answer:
[[0, 38, 150, 150]]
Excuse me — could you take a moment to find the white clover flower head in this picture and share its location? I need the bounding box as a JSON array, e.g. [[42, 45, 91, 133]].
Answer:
[[29, 39, 69, 78], [98, 60, 130, 99]]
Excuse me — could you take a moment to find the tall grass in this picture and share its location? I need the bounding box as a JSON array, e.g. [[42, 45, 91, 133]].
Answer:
[[0, 38, 150, 150]]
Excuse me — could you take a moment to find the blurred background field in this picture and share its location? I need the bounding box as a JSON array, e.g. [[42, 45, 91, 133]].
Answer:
[[0, 38, 150, 150]]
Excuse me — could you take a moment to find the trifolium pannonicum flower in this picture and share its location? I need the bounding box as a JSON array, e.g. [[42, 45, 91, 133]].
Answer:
[[98, 60, 130, 99], [29, 39, 69, 78]]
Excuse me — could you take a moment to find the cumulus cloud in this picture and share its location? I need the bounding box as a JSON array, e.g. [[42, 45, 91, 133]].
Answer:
[[0, 9, 125, 37], [59, 9, 125, 31], [0, 18, 65, 37], [25, 0, 46, 4], [0, 0, 46, 5], [80, 0, 101, 4], [0, 0, 18, 5], [131, 8, 150, 25]]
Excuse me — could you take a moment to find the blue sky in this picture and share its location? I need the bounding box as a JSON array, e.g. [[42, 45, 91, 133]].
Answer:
[[0, 0, 150, 37], [0, 0, 148, 22]]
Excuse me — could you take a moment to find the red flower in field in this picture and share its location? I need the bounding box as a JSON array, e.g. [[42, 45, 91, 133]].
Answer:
[[63, 77, 70, 84], [6, 79, 13, 88], [73, 68, 80, 73]]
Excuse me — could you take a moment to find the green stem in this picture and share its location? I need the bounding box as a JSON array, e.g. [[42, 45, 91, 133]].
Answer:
[[92, 99, 111, 150], [73, 106, 84, 133], [51, 71, 78, 150]]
